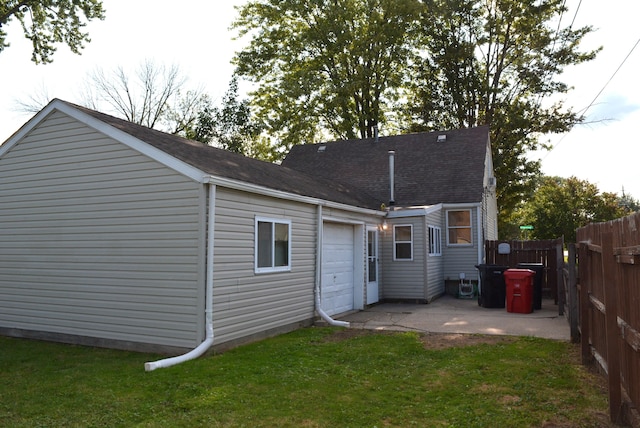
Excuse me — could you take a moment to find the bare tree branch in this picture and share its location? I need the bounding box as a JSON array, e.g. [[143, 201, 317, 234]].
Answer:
[[81, 59, 187, 130], [12, 81, 52, 114]]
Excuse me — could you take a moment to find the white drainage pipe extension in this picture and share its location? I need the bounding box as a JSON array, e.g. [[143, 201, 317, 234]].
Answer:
[[315, 205, 350, 328], [316, 292, 350, 327], [145, 184, 217, 371]]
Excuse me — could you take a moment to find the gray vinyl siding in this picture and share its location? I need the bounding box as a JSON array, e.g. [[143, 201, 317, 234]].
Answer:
[[211, 188, 317, 345], [483, 143, 499, 241], [443, 206, 480, 282], [483, 194, 499, 242], [425, 210, 445, 300], [380, 217, 426, 300], [0, 111, 205, 349]]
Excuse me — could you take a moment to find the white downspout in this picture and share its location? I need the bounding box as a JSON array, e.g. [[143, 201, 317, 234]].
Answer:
[[145, 184, 216, 371], [315, 205, 350, 327], [477, 205, 483, 266], [388, 151, 395, 206]]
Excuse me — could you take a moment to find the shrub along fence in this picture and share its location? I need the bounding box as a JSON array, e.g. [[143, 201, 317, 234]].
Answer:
[[575, 212, 640, 426]]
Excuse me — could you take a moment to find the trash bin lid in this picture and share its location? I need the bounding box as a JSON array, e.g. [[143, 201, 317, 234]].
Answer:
[[503, 268, 535, 279], [517, 262, 544, 268]]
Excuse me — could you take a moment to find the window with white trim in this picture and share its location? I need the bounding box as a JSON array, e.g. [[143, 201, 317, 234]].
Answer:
[[447, 210, 472, 245], [255, 217, 291, 273], [393, 224, 413, 261], [428, 225, 442, 256]]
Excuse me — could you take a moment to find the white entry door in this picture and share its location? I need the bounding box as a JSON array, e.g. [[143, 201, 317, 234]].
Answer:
[[322, 223, 355, 315], [366, 229, 379, 304]]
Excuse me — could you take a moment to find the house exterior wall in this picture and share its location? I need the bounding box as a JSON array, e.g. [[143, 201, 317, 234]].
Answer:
[[425, 210, 445, 300], [380, 216, 427, 301], [211, 188, 318, 346], [483, 142, 499, 241], [443, 205, 481, 282], [0, 111, 205, 352], [210, 192, 383, 347], [483, 191, 499, 242]]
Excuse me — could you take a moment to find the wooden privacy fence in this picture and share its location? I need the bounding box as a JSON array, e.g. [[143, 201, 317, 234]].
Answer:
[[484, 238, 564, 306], [575, 212, 640, 426]]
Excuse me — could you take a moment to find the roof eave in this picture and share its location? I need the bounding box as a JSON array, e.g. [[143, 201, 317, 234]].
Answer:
[[204, 175, 386, 217]]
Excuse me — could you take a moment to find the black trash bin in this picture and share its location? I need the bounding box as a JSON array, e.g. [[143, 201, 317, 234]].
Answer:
[[517, 263, 544, 310], [474, 264, 509, 308]]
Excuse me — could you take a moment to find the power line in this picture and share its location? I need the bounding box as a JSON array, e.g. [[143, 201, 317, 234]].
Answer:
[[542, 36, 640, 159], [534, 0, 582, 111], [579, 37, 640, 116], [569, 0, 582, 28], [534, 0, 567, 109]]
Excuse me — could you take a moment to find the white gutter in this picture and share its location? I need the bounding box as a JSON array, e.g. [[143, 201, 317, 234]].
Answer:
[[386, 204, 442, 218], [144, 184, 217, 371], [315, 205, 350, 327]]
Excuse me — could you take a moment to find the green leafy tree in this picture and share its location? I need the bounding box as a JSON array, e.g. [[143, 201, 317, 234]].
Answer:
[[0, 0, 105, 64], [182, 77, 269, 158], [165, 91, 213, 143], [179, 94, 215, 144], [522, 176, 631, 243], [232, 0, 599, 238], [618, 190, 640, 213], [210, 76, 265, 156], [232, 0, 422, 152], [404, 0, 598, 237]]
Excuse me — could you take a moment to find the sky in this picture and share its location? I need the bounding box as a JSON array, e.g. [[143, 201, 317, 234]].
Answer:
[[1, 0, 639, 198]]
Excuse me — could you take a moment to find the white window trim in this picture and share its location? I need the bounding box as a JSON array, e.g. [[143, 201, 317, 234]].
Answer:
[[393, 224, 413, 261], [428, 225, 442, 256], [255, 216, 292, 274], [446, 209, 473, 246]]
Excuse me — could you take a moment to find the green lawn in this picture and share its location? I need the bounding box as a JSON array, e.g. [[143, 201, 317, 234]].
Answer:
[[0, 328, 611, 427]]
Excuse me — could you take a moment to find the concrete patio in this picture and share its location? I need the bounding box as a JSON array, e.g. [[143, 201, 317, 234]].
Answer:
[[337, 294, 570, 341]]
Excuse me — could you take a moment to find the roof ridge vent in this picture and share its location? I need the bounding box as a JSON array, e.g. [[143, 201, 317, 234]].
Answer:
[[437, 134, 447, 143]]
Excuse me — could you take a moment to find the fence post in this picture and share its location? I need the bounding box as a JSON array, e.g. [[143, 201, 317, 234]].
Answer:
[[601, 227, 622, 424], [568, 243, 579, 343], [578, 241, 591, 365], [557, 239, 565, 315]]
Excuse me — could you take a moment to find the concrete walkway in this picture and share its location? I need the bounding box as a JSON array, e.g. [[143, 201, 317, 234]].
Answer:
[[337, 294, 570, 341]]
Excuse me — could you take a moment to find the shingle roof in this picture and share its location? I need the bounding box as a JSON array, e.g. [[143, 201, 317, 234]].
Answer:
[[59, 100, 381, 210], [282, 127, 490, 206]]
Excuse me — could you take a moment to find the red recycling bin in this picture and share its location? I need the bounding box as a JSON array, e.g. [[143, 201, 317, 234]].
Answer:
[[504, 269, 535, 314]]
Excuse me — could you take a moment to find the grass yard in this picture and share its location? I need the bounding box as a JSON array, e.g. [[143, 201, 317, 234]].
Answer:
[[0, 328, 612, 427]]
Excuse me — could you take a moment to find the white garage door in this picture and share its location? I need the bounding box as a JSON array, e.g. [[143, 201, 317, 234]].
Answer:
[[322, 223, 355, 316]]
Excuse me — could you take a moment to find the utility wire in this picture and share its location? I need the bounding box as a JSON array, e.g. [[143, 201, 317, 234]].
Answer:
[[569, 0, 582, 28], [534, 0, 567, 109], [542, 36, 640, 159], [534, 0, 582, 111], [579, 37, 640, 117]]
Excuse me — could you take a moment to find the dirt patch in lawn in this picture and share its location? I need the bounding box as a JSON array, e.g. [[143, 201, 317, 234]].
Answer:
[[317, 328, 392, 343], [420, 332, 515, 350], [319, 328, 514, 350]]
